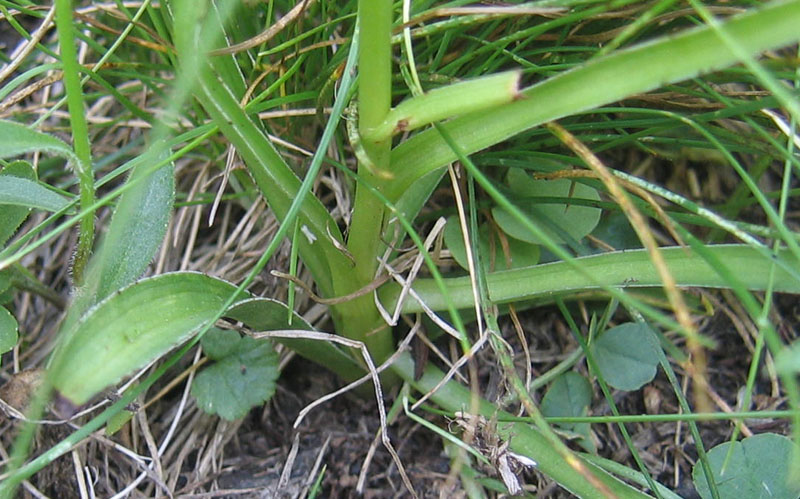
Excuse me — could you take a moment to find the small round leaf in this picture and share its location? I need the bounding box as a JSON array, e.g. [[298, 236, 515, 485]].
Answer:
[[693, 433, 800, 499], [591, 322, 660, 391], [443, 216, 540, 272], [493, 168, 601, 245]]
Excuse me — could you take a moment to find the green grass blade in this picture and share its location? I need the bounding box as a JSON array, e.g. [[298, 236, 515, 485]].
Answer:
[[172, 0, 351, 298], [387, 0, 800, 202], [54, 0, 95, 283]]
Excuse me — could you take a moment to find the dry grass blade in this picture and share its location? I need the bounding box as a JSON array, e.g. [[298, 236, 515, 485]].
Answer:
[[0, 6, 55, 84], [546, 121, 712, 412], [209, 0, 317, 56], [448, 165, 486, 339]]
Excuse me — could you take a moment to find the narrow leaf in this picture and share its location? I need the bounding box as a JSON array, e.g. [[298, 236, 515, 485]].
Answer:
[[0, 120, 78, 164], [0, 176, 72, 213], [0, 161, 36, 247], [94, 155, 175, 301]]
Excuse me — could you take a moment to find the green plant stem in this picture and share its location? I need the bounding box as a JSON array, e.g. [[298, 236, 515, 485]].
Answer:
[[172, 0, 351, 299], [54, 0, 94, 284], [331, 0, 396, 365], [380, 245, 800, 313], [363, 70, 521, 142], [540, 409, 800, 424]]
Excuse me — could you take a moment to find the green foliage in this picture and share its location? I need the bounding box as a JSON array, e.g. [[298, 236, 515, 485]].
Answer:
[[443, 216, 540, 272], [492, 168, 602, 246], [105, 407, 135, 436], [93, 154, 175, 302], [692, 433, 800, 499], [49, 273, 249, 405], [776, 340, 800, 376], [0, 120, 78, 166], [541, 372, 596, 453], [0, 174, 71, 214], [2, 0, 800, 497], [191, 328, 280, 421], [0, 306, 18, 367], [0, 161, 37, 246], [591, 323, 660, 391], [226, 298, 362, 379]]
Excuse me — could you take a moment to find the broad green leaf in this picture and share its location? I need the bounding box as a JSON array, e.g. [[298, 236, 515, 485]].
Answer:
[[192, 328, 279, 420], [0, 120, 77, 164], [225, 298, 363, 380], [0, 176, 72, 213], [590, 212, 641, 252], [591, 322, 660, 391], [0, 306, 18, 366], [692, 433, 800, 499], [493, 168, 601, 245], [94, 156, 175, 301], [49, 272, 250, 405], [541, 372, 595, 453], [0, 161, 36, 247], [444, 216, 540, 272]]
